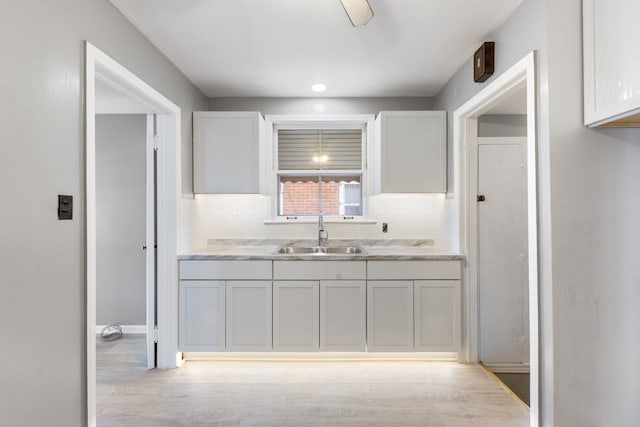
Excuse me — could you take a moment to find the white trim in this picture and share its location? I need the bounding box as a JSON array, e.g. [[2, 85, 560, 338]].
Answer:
[[483, 363, 531, 374], [452, 51, 539, 426], [263, 114, 376, 220], [95, 325, 147, 334], [145, 114, 156, 370], [85, 41, 181, 427]]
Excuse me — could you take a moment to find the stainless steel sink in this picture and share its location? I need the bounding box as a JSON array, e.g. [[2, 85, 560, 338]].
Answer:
[[276, 246, 365, 255], [276, 246, 318, 254], [317, 246, 364, 254]]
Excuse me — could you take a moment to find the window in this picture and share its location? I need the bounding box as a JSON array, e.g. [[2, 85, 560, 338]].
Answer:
[[276, 128, 364, 217]]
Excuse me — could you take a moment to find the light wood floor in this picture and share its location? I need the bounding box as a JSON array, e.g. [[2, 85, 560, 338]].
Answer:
[[97, 335, 529, 426]]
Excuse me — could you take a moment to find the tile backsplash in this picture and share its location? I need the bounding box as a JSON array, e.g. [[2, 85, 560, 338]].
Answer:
[[180, 193, 458, 252]]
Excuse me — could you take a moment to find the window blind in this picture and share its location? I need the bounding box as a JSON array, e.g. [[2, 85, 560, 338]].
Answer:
[[278, 129, 362, 170]]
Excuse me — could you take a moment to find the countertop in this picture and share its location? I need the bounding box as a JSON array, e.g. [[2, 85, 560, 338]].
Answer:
[[178, 239, 465, 261]]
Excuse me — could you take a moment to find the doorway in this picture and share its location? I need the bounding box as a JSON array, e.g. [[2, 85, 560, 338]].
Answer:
[[94, 108, 155, 361], [452, 52, 539, 425], [85, 42, 181, 427], [477, 135, 529, 405]]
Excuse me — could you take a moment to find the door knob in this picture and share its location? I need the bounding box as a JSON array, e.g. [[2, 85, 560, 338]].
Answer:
[[477, 195, 486, 202]]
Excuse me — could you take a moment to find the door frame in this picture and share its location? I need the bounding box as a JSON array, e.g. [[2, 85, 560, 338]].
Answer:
[[85, 42, 181, 427], [452, 52, 539, 424]]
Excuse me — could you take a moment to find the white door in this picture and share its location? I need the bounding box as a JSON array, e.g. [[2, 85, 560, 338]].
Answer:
[[320, 281, 366, 351], [226, 281, 272, 351], [273, 281, 319, 351], [367, 281, 414, 351], [478, 137, 529, 365], [414, 280, 461, 352], [179, 281, 226, 352]]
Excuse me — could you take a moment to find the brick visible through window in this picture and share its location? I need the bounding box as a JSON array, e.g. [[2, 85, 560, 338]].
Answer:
[[276, 127, 364, 217]]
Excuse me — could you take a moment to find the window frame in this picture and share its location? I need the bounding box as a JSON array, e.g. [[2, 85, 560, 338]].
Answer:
[[263, 114, 376, 223]]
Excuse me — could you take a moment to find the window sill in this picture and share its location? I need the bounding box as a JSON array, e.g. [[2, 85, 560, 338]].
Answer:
[[264, 218, 377, 225]]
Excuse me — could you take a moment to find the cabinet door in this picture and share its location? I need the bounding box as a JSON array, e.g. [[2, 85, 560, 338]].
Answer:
[[226, 281, 272, 351], [367, 281, 414, 351], [414, 280, 460, 352], [320, 281, 366, 351], [179, 281, 225, 351], [193, 111, 263, 193], [273, 281, 319, 351], [583, 0, 640, 126], [377, 111, 447, 193]]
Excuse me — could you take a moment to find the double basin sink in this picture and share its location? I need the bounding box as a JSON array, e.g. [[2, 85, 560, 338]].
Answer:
[[276, 246, 365, 255]]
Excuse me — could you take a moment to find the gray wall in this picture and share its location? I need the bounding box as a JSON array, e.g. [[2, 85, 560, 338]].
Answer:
[[478, 115, 527, 137], [96, 114, 146, 326], [546, 1, 640, 425], [436, 0, 640, 424], [208, 97, 433, 115], [433, 0, 555, 424], [0, 1, 208, 425]]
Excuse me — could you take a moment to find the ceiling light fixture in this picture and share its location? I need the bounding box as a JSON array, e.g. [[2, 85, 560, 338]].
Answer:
[[311, 83, 327, 93], [339, 0, 374, 27]]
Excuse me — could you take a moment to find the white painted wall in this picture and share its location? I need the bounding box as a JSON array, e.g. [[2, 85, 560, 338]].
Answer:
[[186, 194, 457, 250], [0, 1, 207, 425], [96, 114, 146, 326]]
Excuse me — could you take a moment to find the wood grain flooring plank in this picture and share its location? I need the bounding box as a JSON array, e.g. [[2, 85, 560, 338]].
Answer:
[[97, 336, 529, 426]]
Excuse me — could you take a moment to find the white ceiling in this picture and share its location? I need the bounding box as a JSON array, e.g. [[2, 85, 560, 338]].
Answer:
[[110, 0, 524, 98]]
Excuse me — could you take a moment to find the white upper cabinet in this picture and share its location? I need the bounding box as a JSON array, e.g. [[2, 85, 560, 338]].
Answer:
[[374, 111, 447, 193], [583, 0, 640, 127], [193, 111, 265, 193]]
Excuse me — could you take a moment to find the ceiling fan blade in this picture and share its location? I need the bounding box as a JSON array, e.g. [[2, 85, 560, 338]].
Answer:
[[339, 0, 374, 27]]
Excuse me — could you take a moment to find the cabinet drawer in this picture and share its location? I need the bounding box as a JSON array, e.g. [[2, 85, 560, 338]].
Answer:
[[367, 261, 460, 280], [179, 260, 272, 280], [273, 261, 366, 280]]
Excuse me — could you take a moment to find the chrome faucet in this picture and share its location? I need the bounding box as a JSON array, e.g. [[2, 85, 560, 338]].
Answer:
[[318, 211, 328, 247]]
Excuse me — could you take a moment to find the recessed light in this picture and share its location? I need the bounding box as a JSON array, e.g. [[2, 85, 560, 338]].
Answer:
[[311, 83, 327, 93]]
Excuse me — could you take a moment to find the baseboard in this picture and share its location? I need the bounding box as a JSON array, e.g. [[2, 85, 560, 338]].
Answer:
[[96, 324, 146, 334], [481, 362, 530, 373]]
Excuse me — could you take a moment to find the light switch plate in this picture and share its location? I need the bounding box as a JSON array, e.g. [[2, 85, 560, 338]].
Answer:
[[58, 195, 73, 220]]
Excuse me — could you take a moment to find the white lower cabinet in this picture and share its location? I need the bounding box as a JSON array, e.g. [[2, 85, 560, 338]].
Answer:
[[367, 261, 462, 353], [367, 281, 414, 351], [273, 281, 320, 351], [226, 281, 272, 351], [179, 259, 462, 354], [320, 281, 366, 351], [179, 281, 226, 351], [414, 280, 461, 352], [178, 260, 273, 352]]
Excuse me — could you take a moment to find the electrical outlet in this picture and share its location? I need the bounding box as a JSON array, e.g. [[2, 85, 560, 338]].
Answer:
[[382, 222, 388, 233]]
